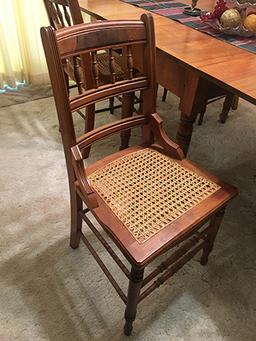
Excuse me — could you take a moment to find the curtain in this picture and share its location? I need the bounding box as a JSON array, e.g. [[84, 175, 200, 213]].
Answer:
[[0, 0, 49, 89]]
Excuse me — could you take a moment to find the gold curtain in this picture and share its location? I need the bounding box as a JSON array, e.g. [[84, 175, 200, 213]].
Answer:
[[0, 0, 49, 89]]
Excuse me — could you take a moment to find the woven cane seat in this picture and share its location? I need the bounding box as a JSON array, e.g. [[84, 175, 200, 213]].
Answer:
[[88, 148, 220, 244]]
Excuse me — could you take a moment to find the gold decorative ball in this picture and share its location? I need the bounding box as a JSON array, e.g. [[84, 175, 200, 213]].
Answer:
[[244, 14, 256, 31], [220, 9, 242, 28]]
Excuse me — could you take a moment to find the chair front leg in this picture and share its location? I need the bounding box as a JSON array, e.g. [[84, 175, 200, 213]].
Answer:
[[124, 265, 144, 336], [200, 207, 226, 265]]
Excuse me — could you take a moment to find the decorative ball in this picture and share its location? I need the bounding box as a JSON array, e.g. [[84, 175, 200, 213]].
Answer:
[[220, 9, 242, 28], [244, 14, 256, 31]]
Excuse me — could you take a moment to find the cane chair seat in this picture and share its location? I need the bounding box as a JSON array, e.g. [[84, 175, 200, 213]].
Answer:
[[86, 145, 235, 266], [88, 147, 220, 244]]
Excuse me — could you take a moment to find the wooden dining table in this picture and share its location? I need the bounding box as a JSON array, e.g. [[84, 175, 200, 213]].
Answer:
[[79, 0, 256, 154]]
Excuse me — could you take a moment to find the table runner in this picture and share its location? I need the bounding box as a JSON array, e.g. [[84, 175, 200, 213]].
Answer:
[[122, 0, 256, 53]]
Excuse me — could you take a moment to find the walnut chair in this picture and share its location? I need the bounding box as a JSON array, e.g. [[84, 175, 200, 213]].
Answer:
[[41, 14, 237, 336]]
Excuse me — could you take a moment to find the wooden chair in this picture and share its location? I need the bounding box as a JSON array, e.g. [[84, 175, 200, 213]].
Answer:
[[162, 87, 239, 125], [41, 14, 237, 335]]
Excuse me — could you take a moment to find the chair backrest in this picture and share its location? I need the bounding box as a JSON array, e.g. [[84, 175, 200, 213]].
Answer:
[[43, 0, 83, 29], [41, 14, 156, 187]]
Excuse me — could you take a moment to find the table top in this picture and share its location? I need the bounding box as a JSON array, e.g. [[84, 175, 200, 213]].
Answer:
[[79, 0, 256, 104]]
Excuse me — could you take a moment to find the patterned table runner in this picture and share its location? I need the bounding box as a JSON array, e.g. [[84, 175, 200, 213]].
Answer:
[[122, 0, 256, 53]]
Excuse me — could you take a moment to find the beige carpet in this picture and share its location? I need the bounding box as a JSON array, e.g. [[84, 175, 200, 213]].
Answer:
[[0, 88, 255, 341]]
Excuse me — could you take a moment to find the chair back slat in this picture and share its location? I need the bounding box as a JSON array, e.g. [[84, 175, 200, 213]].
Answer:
[[55, 3, 65, 26], [76, 115, 149, 153], [44, 0, 83, 28], [63, 5, 72, 26], [69, 77, 148, 112]]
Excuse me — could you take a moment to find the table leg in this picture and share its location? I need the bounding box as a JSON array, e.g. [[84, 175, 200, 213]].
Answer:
[[176, 111, 197, 156], [176, 72, 209, 155]]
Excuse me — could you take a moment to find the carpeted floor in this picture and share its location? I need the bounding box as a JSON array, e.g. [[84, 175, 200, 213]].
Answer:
[[0, 88, 255, 341], [0, 85, 52, 108]]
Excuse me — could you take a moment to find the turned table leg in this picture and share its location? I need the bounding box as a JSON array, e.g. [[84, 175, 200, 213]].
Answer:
[[175, 71, 203, 156], [176, 111, 196, 156]]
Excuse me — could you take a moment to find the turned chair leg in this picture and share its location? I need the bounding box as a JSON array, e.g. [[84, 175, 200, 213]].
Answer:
[[162, 88, 168, 102], [200, 207, 226, 265], [109, 97, 115, 115], [124, 266, 144, 336], [70, 190, 83, 249]]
